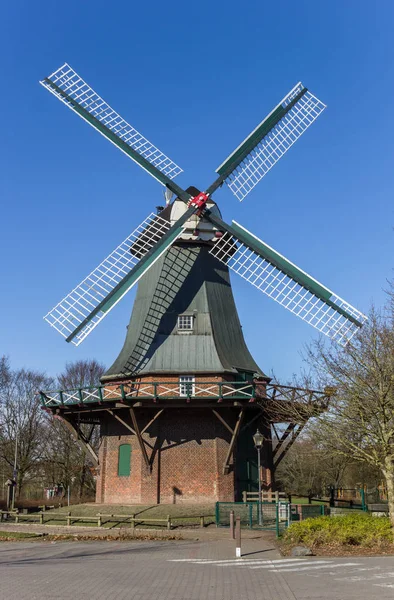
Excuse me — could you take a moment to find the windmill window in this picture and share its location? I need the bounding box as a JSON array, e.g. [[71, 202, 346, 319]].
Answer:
[[118, 444, 131, 477], [179, 376, 195, 397], [177, 315, 194, 331]]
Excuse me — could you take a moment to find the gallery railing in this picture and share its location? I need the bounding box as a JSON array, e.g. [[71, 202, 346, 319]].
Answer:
[[39, 380, 260, 408]]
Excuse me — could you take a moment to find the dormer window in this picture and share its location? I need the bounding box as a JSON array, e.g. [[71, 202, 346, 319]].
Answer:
[[178, 314, 193, 331]]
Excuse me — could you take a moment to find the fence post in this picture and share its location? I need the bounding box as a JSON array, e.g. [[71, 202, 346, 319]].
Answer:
[[200, 516, 204, 529], [248, 503, 253, 529], [320, 504, 325, 516], [131, 514, 135, 530], [215, 502, 219, 526], [360, 488, 367, 511], [275, 491, 279, 503], [39, 512, 44, 525], [97, 513, 102, 527], [242, 491, 247, 503], [275, 503, 280, 538], [67, 511, 71, 526], [235, 516, 241, 558], [229, 510, 235, 539], [167, 515, 171, 530]]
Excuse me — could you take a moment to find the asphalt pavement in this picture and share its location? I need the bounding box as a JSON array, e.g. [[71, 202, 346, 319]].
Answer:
[[0, 537, 393, 599]]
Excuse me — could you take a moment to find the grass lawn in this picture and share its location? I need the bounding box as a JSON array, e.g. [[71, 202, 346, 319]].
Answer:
[[13, 503, 217, 529], [0, 530, 39, 540], [291, 496, 327, 505]]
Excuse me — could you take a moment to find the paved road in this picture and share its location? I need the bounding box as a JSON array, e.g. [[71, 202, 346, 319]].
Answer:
[[1, 539, 393, 599]]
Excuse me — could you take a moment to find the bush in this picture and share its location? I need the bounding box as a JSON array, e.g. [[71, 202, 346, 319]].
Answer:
[[282, 514, 393, 548]]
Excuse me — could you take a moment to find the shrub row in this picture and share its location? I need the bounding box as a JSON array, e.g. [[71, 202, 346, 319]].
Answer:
[[283, 513, 393, 548]]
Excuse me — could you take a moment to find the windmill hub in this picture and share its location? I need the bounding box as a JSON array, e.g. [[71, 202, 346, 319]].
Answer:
[[170, 189, 221, 242]]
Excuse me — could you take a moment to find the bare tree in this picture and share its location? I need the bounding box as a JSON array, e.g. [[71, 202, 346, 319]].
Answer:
[[277, 433, 354, 497], [304, 303, 394, 525], [0, 356, 11, 394], [58, 359, 106, 390], [0, 362, 53, 496], [46, 359, 106, 500], [276, 437, 324, 496]]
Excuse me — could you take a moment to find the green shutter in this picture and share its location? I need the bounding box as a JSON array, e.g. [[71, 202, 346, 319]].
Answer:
[[118, 444, 131, 476]]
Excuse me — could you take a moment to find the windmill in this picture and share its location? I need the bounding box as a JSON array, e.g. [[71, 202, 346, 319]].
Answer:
[[41, 64, 366, 348], [39, 64, 366, 504]]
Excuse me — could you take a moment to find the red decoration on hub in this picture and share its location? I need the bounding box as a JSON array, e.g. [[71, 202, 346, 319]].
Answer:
[[189, 192, 209, 209]]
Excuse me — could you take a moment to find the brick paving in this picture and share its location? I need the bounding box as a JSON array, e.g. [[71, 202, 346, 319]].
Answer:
[[0, 530, 393, 599]]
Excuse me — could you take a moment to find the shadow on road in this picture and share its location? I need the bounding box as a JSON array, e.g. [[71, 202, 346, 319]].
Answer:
[[0, 540, 197, 567]]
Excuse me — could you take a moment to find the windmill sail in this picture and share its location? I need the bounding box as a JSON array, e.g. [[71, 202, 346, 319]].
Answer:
[[211, 83, 326, 201], [44, 212, 186, 346], [40, 64, 184, 190], [207, 216, 367, 345]]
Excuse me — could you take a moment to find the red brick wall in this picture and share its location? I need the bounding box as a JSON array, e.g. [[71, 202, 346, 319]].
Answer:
[[96, 374, 241, 504], [96, 419, 143, 504]]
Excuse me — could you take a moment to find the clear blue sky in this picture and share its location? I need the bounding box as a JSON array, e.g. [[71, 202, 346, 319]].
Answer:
[[1, 0, 393, 383]]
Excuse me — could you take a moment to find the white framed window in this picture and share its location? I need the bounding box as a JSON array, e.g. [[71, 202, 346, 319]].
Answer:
[[177, 314, 193, 331], [179, 376, 195, 397]]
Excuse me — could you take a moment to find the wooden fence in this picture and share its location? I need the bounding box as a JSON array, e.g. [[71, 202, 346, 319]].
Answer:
[[0, 510, 213, 530], [241, 491, 287, 503]]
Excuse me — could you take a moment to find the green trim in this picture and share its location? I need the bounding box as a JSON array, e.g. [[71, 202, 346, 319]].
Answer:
[[206, 212, 363, 328], [230, 222, 331, 301], [65, 205, 196, 343], [216, 88, 308, 177], [217, 105, 285, 176], [44, 78, 186, 199], [102, 223, 184, 313], [118, 444, 131, 476]]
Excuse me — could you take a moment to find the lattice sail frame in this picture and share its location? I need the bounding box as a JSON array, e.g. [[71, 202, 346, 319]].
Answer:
[[40, 63, 183, 183], [209, 221, 367, 345], [44, 214, 173, 346], [217, 83, 326, 201]]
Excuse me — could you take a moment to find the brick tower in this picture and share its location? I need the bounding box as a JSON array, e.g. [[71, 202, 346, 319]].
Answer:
[[40, 191, 331, 505], [96, 193, 271, 504]]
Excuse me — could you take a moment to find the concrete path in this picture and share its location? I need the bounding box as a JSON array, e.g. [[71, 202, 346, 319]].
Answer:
[[0, 536, 393, 599]]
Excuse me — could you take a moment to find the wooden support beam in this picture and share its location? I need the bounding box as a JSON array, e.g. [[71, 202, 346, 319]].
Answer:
[[272, 423, 279, 441], [274, 423, 306, 468], [87, 424, 95, 444], [212, 410, 234, 434], [223, 408, 245, 475], [55, 400, 258, 416], [129, 408, 150, 470], [240, 409, 263, 434], [106, 409, 154, 454], [272, 423, 296, 459], [60, 416, 99, 467], [107, 410, 136, 436], [141, 409, 164, 435]]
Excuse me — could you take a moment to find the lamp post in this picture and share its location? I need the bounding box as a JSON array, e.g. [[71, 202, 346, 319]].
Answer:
[[11, 420, 18, 511], [253, 429, 264, 526]]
